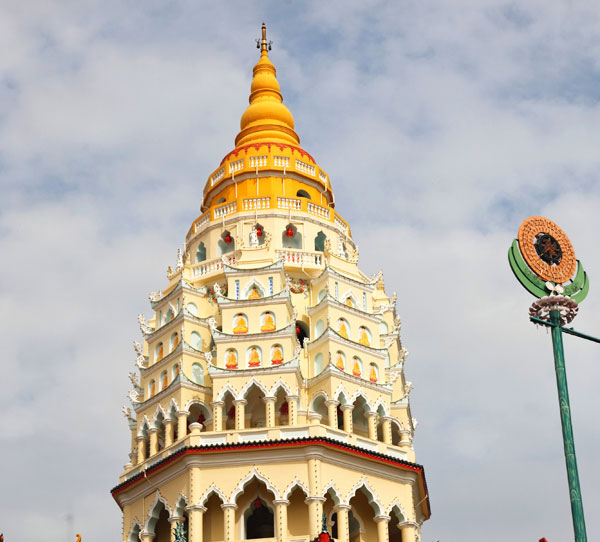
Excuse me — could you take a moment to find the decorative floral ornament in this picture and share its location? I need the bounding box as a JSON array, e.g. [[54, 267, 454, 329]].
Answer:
[[224, 234, 233, 243], [286, 227, 294, 237]]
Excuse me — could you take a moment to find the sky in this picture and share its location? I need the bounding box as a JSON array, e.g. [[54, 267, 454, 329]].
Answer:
[[1, 1, 600, 541]]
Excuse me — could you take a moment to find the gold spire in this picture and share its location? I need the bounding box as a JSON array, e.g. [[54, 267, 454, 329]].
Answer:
[[235, 23, 300, 147]]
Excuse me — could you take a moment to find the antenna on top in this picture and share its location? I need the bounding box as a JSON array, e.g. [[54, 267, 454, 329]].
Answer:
[[256, 22, 272, 52]]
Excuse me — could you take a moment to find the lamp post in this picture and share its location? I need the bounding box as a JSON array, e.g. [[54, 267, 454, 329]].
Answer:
[[508, 216, 594, 542]]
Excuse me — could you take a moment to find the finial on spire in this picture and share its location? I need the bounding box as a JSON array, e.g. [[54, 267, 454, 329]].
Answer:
[[256, 22, 272, 53]]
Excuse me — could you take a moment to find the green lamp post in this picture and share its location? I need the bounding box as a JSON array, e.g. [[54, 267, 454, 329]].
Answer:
[[509, 216, 592, 542]]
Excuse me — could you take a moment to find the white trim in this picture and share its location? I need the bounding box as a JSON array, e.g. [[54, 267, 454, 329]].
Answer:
[[230, 466, 281, 504]]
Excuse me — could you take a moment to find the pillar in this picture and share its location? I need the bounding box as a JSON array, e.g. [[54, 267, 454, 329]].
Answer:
[[273, 499, 289, 542], [168, 516, 183, 542], [399, 428, 412, 449], [366, 412, 378, 440], [325, 399, 339, 428], [287, 395, 299, 425], [334, 504, 351, 542], [211, 401, 224, 432], [305, 496, 326, 540], [264, 396, 276, 427], [308, 412, 322, 425], [374, 515, 391, 542], [381, 417, 393, 445], [340, 404, 353, 433], [164, 418, 176, 447], [140, 531, 155, 542], [136, 435, 146, 463], [221, 503, 237, 542], [186, 504, 206, 542], [233, 399, 247, 430], [400, 523, 418, 542], [177, 410, 189, 440], [148, 428, 158, 456]]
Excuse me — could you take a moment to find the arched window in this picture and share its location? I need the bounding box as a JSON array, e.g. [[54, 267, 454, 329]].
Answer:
[[195, 242, 206, 263], [249, 223, 266, 247], [217, 197, 226, 204], [282, 223, 302, 249], [295, 320, 309, 347], [160, 370, 168, 390], [369, 362, 379, 382], [192, 363, 204, 385], [155, 342, 164, 362], [165, 309, 174, 323], [218, 230, 234, 255], [315, 319, 325, 337], [352, 356, 363, 378], [170, 332, 180, 351], [334, 350, 346, 371], [225, 348, 238, 369], [171, 363, 180, 380], [246, 346, 262, 368], [314, 231, 326, 252], [379, 321, 389, 334], [317, 288, 326, 302], [148, 379, 156, 398], [314, 352, 324, 375], [187, 302, 198, 317], [296, 189, 311, 199], [245, 498, 274, 539], [190, 331, 202, 350], [270, 344, 284, 365]]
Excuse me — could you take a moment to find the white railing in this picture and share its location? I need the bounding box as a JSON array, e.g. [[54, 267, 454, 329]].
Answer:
[[191, 255, 236, 277], [210, 166, 225, 186], [229, 158, 244, 174], [276, 249, 323, 267], [296, 159, 315, 176], [334, 215, 348, 232], [214, 202, 237, 219], [278, 197, 301, 210], [274, 156, 290, 167], [307, 202, 330, 219], [194, 213, 210, 233], [249, 155, 267, 168], [319, 170, 328, 184], [243, 197, 271, 211]]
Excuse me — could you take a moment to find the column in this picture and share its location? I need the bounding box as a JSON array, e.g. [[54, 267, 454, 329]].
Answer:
[[148, 428, 158, 456], [140, 531, 155, 542], [177, 410, 189, 440], [211, 401, 224, 432], [287, 395, 299, 425], [381, 417, 393, 445], [233, 399, 247, 430], [334, 504, 351, 542], [340, 404, 353, 433], [264, 396, 276, 427], [168, 516, 183, 542], [325, 399, 339, 428], [399, 428, 412, 449], [400, 523, 418, 542], [374, 515, 391, 542], [366, 412, 378, 440], [273, 499, 289, 542], [308, 412, 322, 425], [305, 496, 326, 540], [186, 504, 206, 542], [221, 503, 237, 542], [164, 418, 176, 447], [136, 435, 146, 463]]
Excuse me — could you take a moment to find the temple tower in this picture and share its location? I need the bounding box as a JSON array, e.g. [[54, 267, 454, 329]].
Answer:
[[112, 24, 430, 542]]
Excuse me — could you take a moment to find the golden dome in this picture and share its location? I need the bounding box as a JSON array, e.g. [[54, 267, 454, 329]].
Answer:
[[235, 23, 300, 147]]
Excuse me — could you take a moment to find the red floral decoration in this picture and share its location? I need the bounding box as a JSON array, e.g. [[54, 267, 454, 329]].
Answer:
[[256, 228, 263, 237], [224, 234, 232, 244], [286, 227, 294, 237]]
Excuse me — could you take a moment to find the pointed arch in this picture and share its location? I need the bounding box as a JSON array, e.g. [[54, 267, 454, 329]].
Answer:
[[216, 382, 239, 402], [199, 484, 227, 507], [282, 478, 310, 500], [239, 377, 269, 399], [373, 398, 388, 417], [387, 500, 408, 522], [320, 481, 342, 505], [151, 404, 167, 426], [340, 289, 359, 308], [268, 378, 293, 398], [127, 519, 142, 542], [333, 384, 351, 404], [349, 390, 374, 410], [242, 278, 268, 299], [309, 391, 329, 410], [167, 398, 180, 419], [230, 467, 280, 504], [137, 415, 151, 437], [173, 493, 189, 517], [144, 490, 172, 532], [344, 477, 383, 515]]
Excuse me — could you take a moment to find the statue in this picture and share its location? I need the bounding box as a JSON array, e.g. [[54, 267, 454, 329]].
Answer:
[[176, 248, 184, 271], [249, 225, 259, 247], [128, 389, 141, 404], [133, 341, 144, 355], [233, 314, 248, 334], [128, 372, 139, 387], [121, 406, 132, 419], [225, 349, 238, 369], [248, 285, 262, 299], [337, 319, 348, 338], [358, 327, 370, 346], [271, 345, 283, 365], [369, 364, 378, 382], [335, 352, 345, 370], [260, 311, 275, 332], [248, 347, 261, 367], [352, 358, 361, 377], [148, 291, 162, 302], [174, 522, 187, 542], [137, 314, 154, 335]]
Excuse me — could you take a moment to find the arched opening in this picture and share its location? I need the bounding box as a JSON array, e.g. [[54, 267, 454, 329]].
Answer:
[[287, 486, 310, 537], [379, 321, 389, 335], [167, 404, 179, 441], [295, 320, 309, 347], [203, 493, 224, 542], [334, 350, 346, 371], [140, 422, 150, 459], [274, 387, 289, 427], [270, 343, 284, 365], [187, 302, 198, 317], [160, 370, 168, 391], [391, 421, 402, 446], [190, 331, 202, 350], [237, 479, 276, 540], [218, 230, 235, 255], [147, 500, 170, 542], [336, 318, 350, 339], [349, 487, 379, 542], [313, 352, 324, 376], [170, 332, 179, 352], [358, 326, 372, 346], [223, 392, 236, 430], [128, 522, 141, 542], [311, 395, 329, 425], [249, 223, 266, 247], [246, 345, 262, 368], [352, 396, 370, 438], [225, 348, 238, 369], [389, 506, 406, 542], [187, 402, 210, 431], [315, 319, 325, 337], [369, 362, 379, 383], [192, 362, 204, 385], [376, 405, 386, 442], [233, 313, 249, 334], [323, 488, 340, 536], [317, 288, 326, 302], [245, 385, 266, 428], [217, 197, 226, 204], [337, 393, 348, 430], [171, 364, 180, 380], [155, 411, 166, 451], [155, 343, 164, 362], [196, 242, 206, 263], [296, 189, 311, 199], [351, 356, 363, 378], [282, 223, 302, 249], [314, 230, 326, 252]]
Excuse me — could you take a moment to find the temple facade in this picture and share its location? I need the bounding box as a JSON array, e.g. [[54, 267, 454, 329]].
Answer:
[[112, 24, 430, 542]]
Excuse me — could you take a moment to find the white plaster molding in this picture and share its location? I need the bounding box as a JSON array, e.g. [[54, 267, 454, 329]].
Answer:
[[343, 476, 383, 515], [239, 377, 270, 399], [282, 478, 310, 500], [199, 483, 227, 506], [320, 481, 342, 504], [230, 466, 281, 504], [144, 490, 172, 532]]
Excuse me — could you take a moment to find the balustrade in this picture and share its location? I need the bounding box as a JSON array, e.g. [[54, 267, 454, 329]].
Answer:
[[307, 202, 330, 219], [277, 197, 302, 210], [295, 159, 316, 176], [243, 197, 271, 210], [229, 158, 244, 173], [210, 166, 225, 185], [276, 249, 323, 267], [191, 255, 236, 277], [194, 212, 210, 233], [249, 155, 268, 168], [214, 201, 237, 219], [274, 156, 290, 167]]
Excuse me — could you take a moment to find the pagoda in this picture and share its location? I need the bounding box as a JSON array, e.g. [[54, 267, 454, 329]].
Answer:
[[112, 24, 430, 542]]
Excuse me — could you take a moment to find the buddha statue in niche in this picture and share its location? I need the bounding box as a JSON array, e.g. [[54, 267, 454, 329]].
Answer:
[[358, 327, 370, 346], [260, 311, 276, 332], [337, 320, 348, 338], [161, 372, 168, 390], [271, 345, 283, 365], [225, 349, 238, 369], [156, 343, 164, 361], [370, 364, 378, 382], [149, 380, 156, 397], [248, 285, 262, 299], [248, 347, 261, 367], [352, 358, 362, 377], [335, 352, 345, 370], [172, 333, 180, 350], [233, 314, 248, 334], [345, 296, 354, 307]]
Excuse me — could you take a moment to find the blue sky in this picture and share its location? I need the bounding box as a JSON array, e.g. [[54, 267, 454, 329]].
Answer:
[[1, 2, 600, 541]]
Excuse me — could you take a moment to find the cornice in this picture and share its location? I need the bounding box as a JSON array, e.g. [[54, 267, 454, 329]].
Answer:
[[211, 321, 297, 343], [307, 363, 392, 394], [222, 259, 285, 275], [207, 356, 302, 379], [308, 328, 388, 360], [307, 294, 383, 323], [147, 311, 211, 342], [150, 279, 207, 311], [312, 266, 376, 292], [216, 289, 292, 308]]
